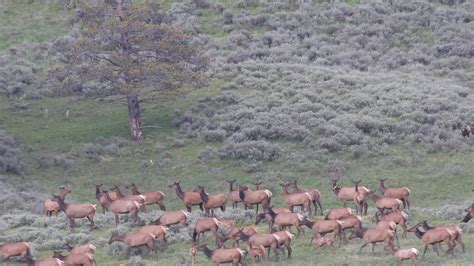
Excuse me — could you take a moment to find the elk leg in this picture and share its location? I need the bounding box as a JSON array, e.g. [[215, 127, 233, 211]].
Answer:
[[158, 202, 166, 211], [363, 201, 368, 216], [186, 205, 192, 212], [456, 234, 465, 253], [198, 203, 204, 212], [87, 215, 95, 230], [371, 243, 376, 254], [401, 223, 407, 238], [405, 198, 410, 210], [432, 244, 440, 256], [211, 226, 220, 246], [317, 200, 323, 215], [295, 224, 302, 237], [359, 243, 368, 253], [422, 245, 428, 258], [286, 245, 292, 259]]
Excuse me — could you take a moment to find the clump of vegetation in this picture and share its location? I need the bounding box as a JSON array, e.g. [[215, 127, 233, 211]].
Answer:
[[83, 136, 129, 160], [0, 130, 26, 174]]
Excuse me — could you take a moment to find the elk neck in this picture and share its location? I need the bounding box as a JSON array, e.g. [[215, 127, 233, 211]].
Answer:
[[174, 183, 185, 200], [201, 245, 214, 258], [199, 189, 209, 203]]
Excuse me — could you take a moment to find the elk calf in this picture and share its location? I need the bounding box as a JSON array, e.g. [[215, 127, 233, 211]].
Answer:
[[314, 235, 336, 253], [52, 251, 94, 266], [386, 246, 419, 266], [247, 243, 266, 264]]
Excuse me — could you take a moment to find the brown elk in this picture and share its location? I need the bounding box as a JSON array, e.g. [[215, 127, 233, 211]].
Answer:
[[52, 251, 94, 266], [290, 180, 323, 215], [376, 220, 399, 245], [94, 184, 110, 214], [407, 221, 455, 258], [168, 181, 203, 212], [43, 186, 71, 217], [247, 242, 266, 264], [235, 231, 280, 261], [26, 257, 65, 266], [416, 221, 465, 253], [325, 207, 353, 220], [108, 232, 158, 259], [196, 186, 228, 217], [0, 242, 32, 262], [196, 244, 245, 266], [385, 246, 419, 266], [462, 203, 473, 223], [280, 182, 312, 215], [261, 207, 309, 236], [125, 183, 166, 211], [102, 190, 140, 226], [270, 229, 294, 259], [367, 191, 402, 215], [302, 219, 344, 246], [220, 226, 258, 248], [238, 185, 272, 214], [193, 218, 221, 245], [62, 243, 96, 254], [348, 227, 395, 254], [150, 210, 189, 227], [225, 179, 241, 209], [52, 195, 96, 232], [461, 124, 472, 137], [255, 207, 291, 231], [111, 185, 146, 211], [314, 235, 336, 253], [374, 210, 409, 238], [140, 225, 169, 251], [339, 215, 362, 242], [331, 177, 369, 215], [219, 219, 235, 229], [377, 178, 411, 209]]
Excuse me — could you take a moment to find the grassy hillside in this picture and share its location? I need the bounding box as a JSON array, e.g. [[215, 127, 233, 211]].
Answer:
[[0, 0, 473, 265]]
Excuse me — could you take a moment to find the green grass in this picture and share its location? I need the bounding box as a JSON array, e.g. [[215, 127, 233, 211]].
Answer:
[[0, 1, 70, 50]]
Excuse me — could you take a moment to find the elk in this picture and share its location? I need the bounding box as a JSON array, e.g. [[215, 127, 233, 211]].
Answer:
[[330, 177, 369, 215], [108, 232, 158, 259], [376, 221, 399, 245], [225, 179, 241, 209], [101, 190, 140, 226], [62, 243, 96, 254], [377, 178, 411, 209], [416, 221, 465, 253], [196, 244, 245, 266], [247, 242, 266, 264], [219, 219, 235, 229], [150, 210, 189, 227], [270, 229, 294, 259], [111, 185, 146, 211], [261, 207, 308, 236], [290, 180, 323, 215], [238, 185, 272, 214], [235, 231, 280, 261], [26, 257, 64, 266], [140, 225, 169, 251], [325, 207, 353, 220], [94, 184, 109, 214], [52, 251, 94, 266], [43, 186, 71, 217], [193, 218, 221, 245], [168, 181, 203, 212], [52, 195, 96, 232], [314, 235, 336, 253], [196, 186, 228, 217], [280, 182, 312, 215], [461, 124, 472, 137], [367, 191, 402, 215], [125, 183, 166, 211], [220, 226, 258, 248], [407, 221, 455, 258], [374, 210, 408, 238], [348, 227, 395, 254], [302, 219, 344, 246], [339, 215, 362, 243], [255, 207, 291, 231], [385, 246, 419, 266], [0, 242, 32, 262], [462, 203, 473, 223]]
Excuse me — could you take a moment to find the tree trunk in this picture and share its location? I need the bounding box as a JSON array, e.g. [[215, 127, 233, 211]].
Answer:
[[127, 94, 143, 141]]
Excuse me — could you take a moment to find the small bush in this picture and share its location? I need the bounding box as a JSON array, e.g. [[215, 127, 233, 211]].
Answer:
[[172, 139, 187, 148], [198, 146, 218, 161], [126, 256, 146, 266]]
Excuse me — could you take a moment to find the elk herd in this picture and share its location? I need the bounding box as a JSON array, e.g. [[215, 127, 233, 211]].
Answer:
[[1, 177, 472, 265]]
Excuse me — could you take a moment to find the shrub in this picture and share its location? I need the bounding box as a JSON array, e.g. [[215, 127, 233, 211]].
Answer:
[[172, 139, 187, 148], [126, 256, 146, 266], [0, 130, 26, 175]]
